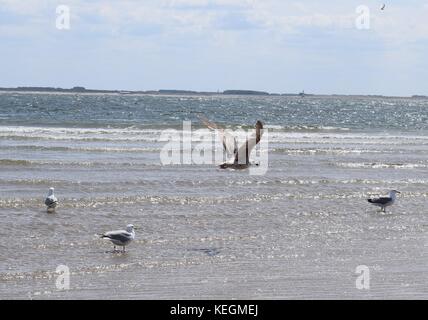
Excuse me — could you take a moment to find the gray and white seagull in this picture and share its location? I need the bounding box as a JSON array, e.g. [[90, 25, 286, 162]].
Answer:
[[367, 190, 400, 212], [45, 187, 58, 212], [101, 224, 136, 252]]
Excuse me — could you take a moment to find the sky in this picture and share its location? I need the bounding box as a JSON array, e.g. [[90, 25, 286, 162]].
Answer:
[[0, 0, 427, 96]]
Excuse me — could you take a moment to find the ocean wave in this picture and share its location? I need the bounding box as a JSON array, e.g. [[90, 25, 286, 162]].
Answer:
[[334, 162, 428, 169], [0, 145, 161, 153], [216, 123, 324, 131], [265, 124, 350, 131], [0, 255, 223, 282], [1, 126, 428, 145], [2, 177, 428, 189], [0, 158, 161, 167], [0, 159, 32, 166], [272, 148, 386, 155], [2, 191, 427, 209], [0, 126, 161, 142], [268, 133, 428, 145], [2, 144, 427, 157], [0, 194, 282, 209], [0, 134, 159, 142]]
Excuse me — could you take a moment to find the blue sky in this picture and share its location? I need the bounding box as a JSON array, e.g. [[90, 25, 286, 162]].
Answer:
[[0, 0, 427, 96]]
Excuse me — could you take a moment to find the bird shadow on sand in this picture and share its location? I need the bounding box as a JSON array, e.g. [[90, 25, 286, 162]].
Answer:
[[188, 248, 222, 257], [44, 208, 57, 214], [104, 249, 129, 254], [366, 211, 397, 219]]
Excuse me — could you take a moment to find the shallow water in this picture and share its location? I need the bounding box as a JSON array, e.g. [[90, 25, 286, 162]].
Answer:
[[0, 93, 427, 299]]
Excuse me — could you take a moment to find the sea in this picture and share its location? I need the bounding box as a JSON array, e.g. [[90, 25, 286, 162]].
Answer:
[[0, 92, 426, 299]]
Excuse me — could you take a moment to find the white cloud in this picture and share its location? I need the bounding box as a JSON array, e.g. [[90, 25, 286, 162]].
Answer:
[[0, 0, 47, 16], [1, 0, 428, 45]]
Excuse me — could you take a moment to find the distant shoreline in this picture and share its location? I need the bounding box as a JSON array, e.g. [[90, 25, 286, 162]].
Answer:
[[0, 86, 426, 99]]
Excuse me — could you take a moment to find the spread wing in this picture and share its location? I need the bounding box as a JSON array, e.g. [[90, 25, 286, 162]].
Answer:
[[220, 130, 238, 158], [199, 115, 237, 158]]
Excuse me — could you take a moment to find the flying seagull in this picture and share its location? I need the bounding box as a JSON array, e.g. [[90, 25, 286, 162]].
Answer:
[[381, 4, 385, 10], [45, 187, 58, 212], [101, 224, 136, 252], [199, 116, 264, 169], [367, 190, 400, 212]]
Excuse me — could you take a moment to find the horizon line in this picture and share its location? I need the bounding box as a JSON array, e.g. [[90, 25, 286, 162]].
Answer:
[[0, 86, 427, 99]]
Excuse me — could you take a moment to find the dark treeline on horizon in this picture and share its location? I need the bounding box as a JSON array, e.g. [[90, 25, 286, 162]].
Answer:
[[0, 86, 426, 99], [0, 86, 307, 96]]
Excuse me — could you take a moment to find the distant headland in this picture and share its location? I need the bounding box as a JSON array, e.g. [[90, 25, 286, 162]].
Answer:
[[0, 86, 304, 96], [0, 86, 426, 99]]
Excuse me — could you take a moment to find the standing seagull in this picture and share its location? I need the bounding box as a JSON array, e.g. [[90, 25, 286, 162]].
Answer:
[[367, 190, 400, 212], [45, 187, 58, 212], [101, 224, 136, 252]]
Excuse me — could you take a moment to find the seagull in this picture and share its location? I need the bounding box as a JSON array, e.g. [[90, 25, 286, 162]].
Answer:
[[381, 4, 385, 10], [367, 190, 400, 212], [199, 116, 264, 169], [45, 187, 58, 212], [101, 224, 136, 252]]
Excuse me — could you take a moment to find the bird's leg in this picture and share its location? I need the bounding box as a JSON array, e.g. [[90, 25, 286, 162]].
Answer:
[[123, 246, 126, 253], [113, 245, 116, 252]]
